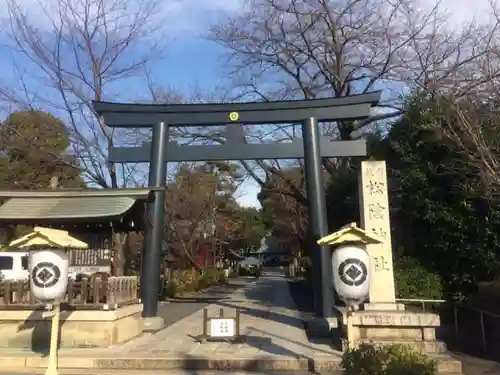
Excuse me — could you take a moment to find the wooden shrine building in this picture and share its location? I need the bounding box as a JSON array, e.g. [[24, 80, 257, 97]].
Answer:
[[0, 188, 156, 276]]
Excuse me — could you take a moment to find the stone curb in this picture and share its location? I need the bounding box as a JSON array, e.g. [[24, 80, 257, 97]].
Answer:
[[0, 354, 462, 373], [0, 369, 332, 375], [0, 356, 330, 371], [161, 284, 233, 302]]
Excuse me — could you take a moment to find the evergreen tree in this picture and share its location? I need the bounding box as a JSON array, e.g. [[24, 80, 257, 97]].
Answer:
[[0, 110, 83, 189]]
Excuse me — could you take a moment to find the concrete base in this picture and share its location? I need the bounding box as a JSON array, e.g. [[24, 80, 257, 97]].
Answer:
[[335, 306, 447, 355], [306, 316, 339, 338], [0, 304, 143, 349], [142, 316, 165, 331]]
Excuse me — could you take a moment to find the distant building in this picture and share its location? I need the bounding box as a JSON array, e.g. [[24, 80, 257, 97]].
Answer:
[[249, 233, 291, 263]]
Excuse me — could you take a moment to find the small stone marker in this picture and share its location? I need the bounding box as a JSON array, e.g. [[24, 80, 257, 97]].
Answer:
[[196, 307, 244, 343]]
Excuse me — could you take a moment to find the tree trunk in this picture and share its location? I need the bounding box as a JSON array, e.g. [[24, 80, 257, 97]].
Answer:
[[112, 231, 128, 276]]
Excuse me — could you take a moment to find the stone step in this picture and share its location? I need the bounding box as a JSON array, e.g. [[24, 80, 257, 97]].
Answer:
[[1, 370, 323, 375], [357, 338, 448, 354], [432, 355, 463, 374], [0, 353, 462, 374], [0, 355, 339, 372]]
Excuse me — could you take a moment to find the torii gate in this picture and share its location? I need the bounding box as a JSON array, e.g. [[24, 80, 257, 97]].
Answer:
[[93, 92, 381, 330]]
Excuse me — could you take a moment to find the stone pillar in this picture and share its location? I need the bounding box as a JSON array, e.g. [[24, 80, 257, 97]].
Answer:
[[359, 161, 399, 308], [337, 161, 448, 355]]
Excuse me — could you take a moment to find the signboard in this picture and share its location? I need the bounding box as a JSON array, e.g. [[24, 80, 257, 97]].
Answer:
[[70, 266, 103, 274], [69, 249, 110, 267], [66, 233, 112, 277], [196, 307, 243, 343], [210, 318, 236, 338], [69, 266, 111, 278]]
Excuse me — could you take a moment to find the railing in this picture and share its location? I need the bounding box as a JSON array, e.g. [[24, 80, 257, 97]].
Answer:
[[396, 298, 500, 360], [107, 276, 139, 306], [396, 298, 447, 312], [0, 276, 139, 310]]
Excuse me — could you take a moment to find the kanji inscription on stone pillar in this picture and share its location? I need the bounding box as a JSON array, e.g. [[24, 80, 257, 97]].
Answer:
[[359, 160, 396, 303]]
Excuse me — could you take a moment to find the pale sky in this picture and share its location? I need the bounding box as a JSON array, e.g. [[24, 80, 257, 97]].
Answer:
[[424, 0, 493, 25], [0, 0, 244, 36]]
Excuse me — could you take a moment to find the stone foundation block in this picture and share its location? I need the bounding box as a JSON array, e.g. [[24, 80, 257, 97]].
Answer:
[[0, 304, 142, 349]]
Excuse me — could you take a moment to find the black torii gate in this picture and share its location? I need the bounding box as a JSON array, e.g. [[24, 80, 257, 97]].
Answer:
[[93, 92, 381, 330]]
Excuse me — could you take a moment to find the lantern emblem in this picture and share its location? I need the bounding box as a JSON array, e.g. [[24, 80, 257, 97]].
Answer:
[[338, 258, 368, 286], [31, 262, 61, 288]]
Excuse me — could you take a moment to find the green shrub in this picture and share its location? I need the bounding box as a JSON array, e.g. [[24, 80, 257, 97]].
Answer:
[[169, 268, 198, 294], [197, 275, 209, 290], [342, 343, 436, 375], [200, 267, 225, 286], [203, 267, 218, 283], [163, 281, 178, 298], [164, 267, 226, 296], [394, 254, 443, 300]]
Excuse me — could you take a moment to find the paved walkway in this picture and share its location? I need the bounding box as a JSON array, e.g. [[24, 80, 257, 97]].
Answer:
[[158, 277, 253, 328], [454, 353, 500, 375], [123, 270, 339, 359]]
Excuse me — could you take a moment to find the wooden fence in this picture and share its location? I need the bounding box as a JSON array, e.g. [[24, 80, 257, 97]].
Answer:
[[0, 276, 139, 310]]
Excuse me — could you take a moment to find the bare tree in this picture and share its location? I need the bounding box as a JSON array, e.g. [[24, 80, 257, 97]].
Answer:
[[4, 0, 165, 188], [437, 94, 500, 200], [165, 162, 243, 270], [196, 0, 500, 225], [212, 0, 498, 113], [259, 167, 308, 250], [415, 2, 500, 201], [3, 0, 168, 275]]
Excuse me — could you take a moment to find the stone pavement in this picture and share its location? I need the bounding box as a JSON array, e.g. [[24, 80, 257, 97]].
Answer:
[[122, 271, 341, 360], [454, 353, 500, 375], [0, 371, 318, 375], [0, 271, 462, 373], [158, 277, 253, 328]]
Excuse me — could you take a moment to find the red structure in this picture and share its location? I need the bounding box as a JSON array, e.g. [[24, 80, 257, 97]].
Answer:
[[193, 240, 216, 269]]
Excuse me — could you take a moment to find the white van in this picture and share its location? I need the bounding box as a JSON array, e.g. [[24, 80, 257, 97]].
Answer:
[[0, 252, 29, 281]]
